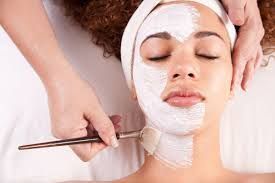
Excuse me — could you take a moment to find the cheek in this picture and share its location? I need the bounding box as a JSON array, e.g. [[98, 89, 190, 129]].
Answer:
[[201, 63, 232, 120], [203, 63, 232, 96]]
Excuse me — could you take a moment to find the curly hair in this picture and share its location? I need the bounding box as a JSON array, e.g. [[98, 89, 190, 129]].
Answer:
[[61, 0, 274, 60], [258, 0, 275, 56], [61, 0, 142, 59]]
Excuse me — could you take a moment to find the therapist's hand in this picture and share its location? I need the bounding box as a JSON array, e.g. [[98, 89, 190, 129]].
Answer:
[[47, 73, 121, 162], [221, 0, 265, 91], [0, 0, 120, 162]]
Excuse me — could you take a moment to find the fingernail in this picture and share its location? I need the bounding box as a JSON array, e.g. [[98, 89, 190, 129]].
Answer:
[[232, 89, 236, 97], [244, 82, 250, 92], [230, 92, 235, 99], [110, 135, 119, 148]]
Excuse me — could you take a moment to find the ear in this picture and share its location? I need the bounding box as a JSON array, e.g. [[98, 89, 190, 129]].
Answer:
[[130, 83, 137, 100]]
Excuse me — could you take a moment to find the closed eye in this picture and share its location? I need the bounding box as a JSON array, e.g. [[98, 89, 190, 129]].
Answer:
[[148, 55, 171, 61], [196, 54, 219, 60]]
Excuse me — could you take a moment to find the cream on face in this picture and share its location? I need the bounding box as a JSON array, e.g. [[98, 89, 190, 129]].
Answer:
[[133, 4, 206, 167]]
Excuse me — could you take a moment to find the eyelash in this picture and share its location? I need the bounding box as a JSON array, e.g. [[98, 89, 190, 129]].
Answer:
[[148, 54, 219, 62], [196, 54, 219, 60], [148, 55, 170, 61]]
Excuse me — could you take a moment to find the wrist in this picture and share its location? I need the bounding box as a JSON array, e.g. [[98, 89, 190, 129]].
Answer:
[[40, 56, 80, 92]]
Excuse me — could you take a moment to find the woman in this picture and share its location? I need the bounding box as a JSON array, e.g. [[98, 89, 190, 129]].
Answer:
[[66, 0, 274, 182], [0, 0, 265, 165], [1, 1, 272, 182]]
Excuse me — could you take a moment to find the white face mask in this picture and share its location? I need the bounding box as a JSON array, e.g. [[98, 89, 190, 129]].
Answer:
[[133, 4, 206, 167]]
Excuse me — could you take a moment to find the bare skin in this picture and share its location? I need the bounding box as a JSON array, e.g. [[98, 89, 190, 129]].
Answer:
[[0, 0, 120, 161], [65, 2, 274, 183], [0, 0, 265, 163], [221, 0, 265, 92]]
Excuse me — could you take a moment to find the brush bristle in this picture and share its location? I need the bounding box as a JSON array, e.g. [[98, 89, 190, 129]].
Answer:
[[139, 127, 162, 154]]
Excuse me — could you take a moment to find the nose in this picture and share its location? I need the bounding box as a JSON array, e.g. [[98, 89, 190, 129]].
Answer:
[[168, 55, 200, 82]]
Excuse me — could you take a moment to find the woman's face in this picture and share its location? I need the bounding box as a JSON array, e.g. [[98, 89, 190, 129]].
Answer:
[[134, 2, 233, 129]]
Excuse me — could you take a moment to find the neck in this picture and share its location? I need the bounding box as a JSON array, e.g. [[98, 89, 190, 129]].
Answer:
[[135, 121, 236, 182], [144, 124, 195, 168]]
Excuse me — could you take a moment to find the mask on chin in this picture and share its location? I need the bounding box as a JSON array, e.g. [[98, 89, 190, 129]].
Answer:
[[133, 4, 205, 168]]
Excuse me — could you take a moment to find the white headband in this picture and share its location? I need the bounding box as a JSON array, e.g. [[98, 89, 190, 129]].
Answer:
[[121, 0, 237, 90]]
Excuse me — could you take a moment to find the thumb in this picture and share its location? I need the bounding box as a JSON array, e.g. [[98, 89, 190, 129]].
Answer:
[[85, 107, 119, 148], [228, 0, 246, 26]]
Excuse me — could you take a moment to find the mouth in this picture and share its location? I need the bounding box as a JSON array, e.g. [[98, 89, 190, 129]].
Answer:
[[163, 88, 205, 107]]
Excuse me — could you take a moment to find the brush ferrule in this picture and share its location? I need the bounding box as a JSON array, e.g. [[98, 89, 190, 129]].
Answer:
[[119, 130, 141, 139]]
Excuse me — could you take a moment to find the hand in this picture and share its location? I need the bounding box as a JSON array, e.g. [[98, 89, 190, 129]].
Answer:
[[0, 0, 120, 162], [221, 0, 265, 91], [46, 73, 121, 161]]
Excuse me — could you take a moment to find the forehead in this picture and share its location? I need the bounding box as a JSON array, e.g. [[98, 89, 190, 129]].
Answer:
[[151, 2, 231, 47]]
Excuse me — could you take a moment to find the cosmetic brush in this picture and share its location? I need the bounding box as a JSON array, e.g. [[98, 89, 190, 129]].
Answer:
[[18, 128, 161, 153]]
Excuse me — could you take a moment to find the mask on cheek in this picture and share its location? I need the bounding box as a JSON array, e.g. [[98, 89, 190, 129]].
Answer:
[[133, 4, 206, 168]]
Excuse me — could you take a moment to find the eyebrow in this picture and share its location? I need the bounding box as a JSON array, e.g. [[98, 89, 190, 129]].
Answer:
[[142, 32, 171, 44], [194, 31, 225, 42], [142, 30, 225, 45]]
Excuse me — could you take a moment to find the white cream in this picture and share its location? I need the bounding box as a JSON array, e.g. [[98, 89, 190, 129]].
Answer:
[[133, 4, 205, 167], [134, 3, 200, 47]]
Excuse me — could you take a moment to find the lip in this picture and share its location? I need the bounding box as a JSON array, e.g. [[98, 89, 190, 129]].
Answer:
[[163, 88, 205, 107]]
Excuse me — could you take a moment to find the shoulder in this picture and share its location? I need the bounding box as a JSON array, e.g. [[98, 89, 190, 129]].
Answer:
[[242, 173, 275, 183], [62, 181, 112, 183]]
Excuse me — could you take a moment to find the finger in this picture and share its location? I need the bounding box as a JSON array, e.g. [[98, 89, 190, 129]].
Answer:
[[231, 56, 247, 92], [231, 23, 260, 91], [71, 142, 107, 162], [86, 115, 122, 136], [85, 107, 119, 148], [87, 114, 122, 130], [109, 115, 121, 131], [87, 123, 121, 136], [51, 117, 88, 140], [234, 26, 260, 62], [114, 124, 121, 132], [254, 46, 263, 70], [247, 1, 265, 43], [241, 59, 255, 91], [232, 2, 265, 59], [109, 115, 122, 124], [69, 127, 107, 162], [113, 121, 121, 131], [228, 0, 246, 25], [232, 34, 259, 91]]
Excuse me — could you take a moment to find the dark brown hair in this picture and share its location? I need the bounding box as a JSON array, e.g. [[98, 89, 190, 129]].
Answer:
[[61, 0, 274, 60], [258, 0, 275, 48], [61, 0, 142, 59]]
